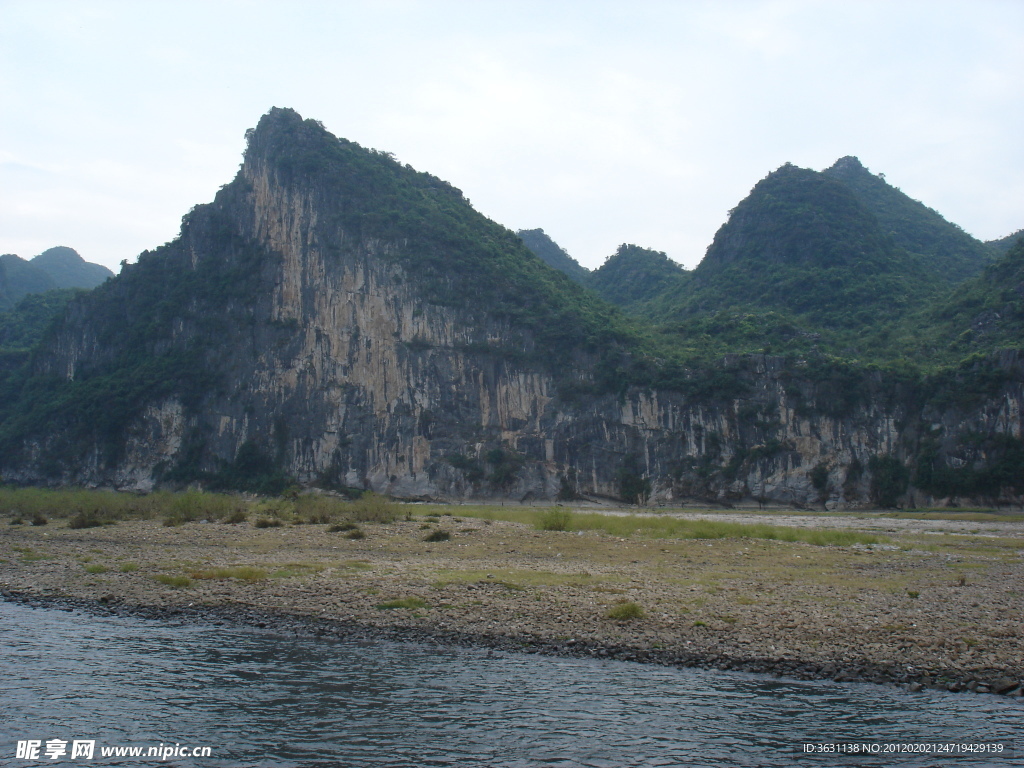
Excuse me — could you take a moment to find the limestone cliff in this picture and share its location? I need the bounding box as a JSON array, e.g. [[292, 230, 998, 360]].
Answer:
[[2, 109, 1022, 508]]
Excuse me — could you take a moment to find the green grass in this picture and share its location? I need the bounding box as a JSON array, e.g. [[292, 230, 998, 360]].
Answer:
[[188, 566, 268, 582], [884, 510, 1024, 522], [377, 596, 429, 610], [83, 564, 108, 574], [606, 601, 645, 621], [120, 562, 139, 572], [0, 486, 400, 529], [455, 507, 888, 546]]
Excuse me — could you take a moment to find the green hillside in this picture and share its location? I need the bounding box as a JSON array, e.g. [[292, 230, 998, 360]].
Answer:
[[516, 228, 590, 284], [587, 244, 688, 312], [822, 156, 995, 282], [31, 246, 113, 289]]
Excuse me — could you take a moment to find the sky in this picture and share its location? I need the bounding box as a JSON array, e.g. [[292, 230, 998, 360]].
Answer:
[[1, 0, 1022, 273]]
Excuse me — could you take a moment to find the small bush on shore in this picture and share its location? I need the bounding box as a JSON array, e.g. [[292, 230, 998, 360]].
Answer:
[[423, 529, 451, 542], [345, 528, 366, 540], [254, 517, 282, 529], [536, 508, 573, 531], [606, 601, 645, 621], [68, 510, 116, 529], [30, 514, 47, 526], [328, 522, 359, 532]]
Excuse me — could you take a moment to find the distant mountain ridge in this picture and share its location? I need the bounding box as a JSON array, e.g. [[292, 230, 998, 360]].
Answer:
[[0, 247, 112, 309], [519, 156, 1006, 364]]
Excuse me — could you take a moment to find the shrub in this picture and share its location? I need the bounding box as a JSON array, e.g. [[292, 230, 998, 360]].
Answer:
[[346, 528, 366, 540], [68, 510, 115, 529], [254, 517, 282, 529], [328, 522, 359, 532], [30, 514, 47, 526], [423, 529, 450, 542], [536, 508, 573, 532], [606, 601, 645, 621], [224, 510, 248, 524]]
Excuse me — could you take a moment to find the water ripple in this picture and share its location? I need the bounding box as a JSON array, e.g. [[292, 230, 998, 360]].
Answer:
[[1, 601, 1020, 767]]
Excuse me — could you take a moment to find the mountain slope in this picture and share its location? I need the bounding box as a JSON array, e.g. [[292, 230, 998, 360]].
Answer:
[[516, 229, 589, 284], [822, 156, 995, 282], [0, 254, 58, 308], [30, 246, 114, 289], [588, 244, 688, 312], [908, 237, 1024, 358], [671, 162, 931, 330], [986, 230, 1024, 257]]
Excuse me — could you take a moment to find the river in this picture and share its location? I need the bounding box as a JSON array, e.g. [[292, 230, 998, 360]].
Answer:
[[1, 600, 1020, 767]]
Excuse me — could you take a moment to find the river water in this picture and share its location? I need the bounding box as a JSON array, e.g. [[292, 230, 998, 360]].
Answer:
[[1, 600, 1020, 767]]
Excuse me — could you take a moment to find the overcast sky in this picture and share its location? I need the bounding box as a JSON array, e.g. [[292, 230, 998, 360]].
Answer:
[[2, 0, 1021, 273]]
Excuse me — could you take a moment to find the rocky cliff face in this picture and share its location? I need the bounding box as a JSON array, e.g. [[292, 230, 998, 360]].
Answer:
[[4, 109, 1023, 507]]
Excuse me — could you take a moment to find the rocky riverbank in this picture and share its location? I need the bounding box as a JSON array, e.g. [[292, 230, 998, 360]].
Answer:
[[2, 508, 1022, 697]]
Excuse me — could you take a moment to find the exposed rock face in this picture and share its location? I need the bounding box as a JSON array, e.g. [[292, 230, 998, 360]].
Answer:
[[4, 109, 1023, 507]]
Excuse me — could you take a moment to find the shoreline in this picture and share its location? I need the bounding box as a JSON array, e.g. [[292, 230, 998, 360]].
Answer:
[[2, 511, 1022, 698], [2, 588, 1019, 697]]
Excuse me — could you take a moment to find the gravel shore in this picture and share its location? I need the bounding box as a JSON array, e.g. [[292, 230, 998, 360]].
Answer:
[[2, 507, 1023, 697]]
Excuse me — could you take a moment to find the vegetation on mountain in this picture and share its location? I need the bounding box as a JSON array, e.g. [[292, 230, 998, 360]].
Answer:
[[0, 254, 58, 308], [516, 228, 590, 284], [0, 289, 81, 370], [985, 229, 1023, 257], [822, 156, 995, 282], [587, 244, 688, 311], [30, 246, 114, 289]]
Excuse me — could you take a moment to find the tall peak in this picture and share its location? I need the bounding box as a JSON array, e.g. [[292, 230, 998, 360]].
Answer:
[[826, 156, 869, 176]]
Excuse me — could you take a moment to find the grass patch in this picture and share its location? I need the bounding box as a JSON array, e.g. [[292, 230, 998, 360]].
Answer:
[[268, 563, 325, 579], [253, 517, 282, 529], [432, 568, 606, 589], [456, 507, 888, 546], [606, 601, 645, 621], [188, 566, 268, 582], [885, 510, 1024, 522], [345, 528, 366, 540], [377, 596, 429, 610], [328, 522, 359, 532], [120, 562, 139, 572], [152, 574, 192, 588], [424, 529, 451, 542], [83, 564, 108, 574]]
